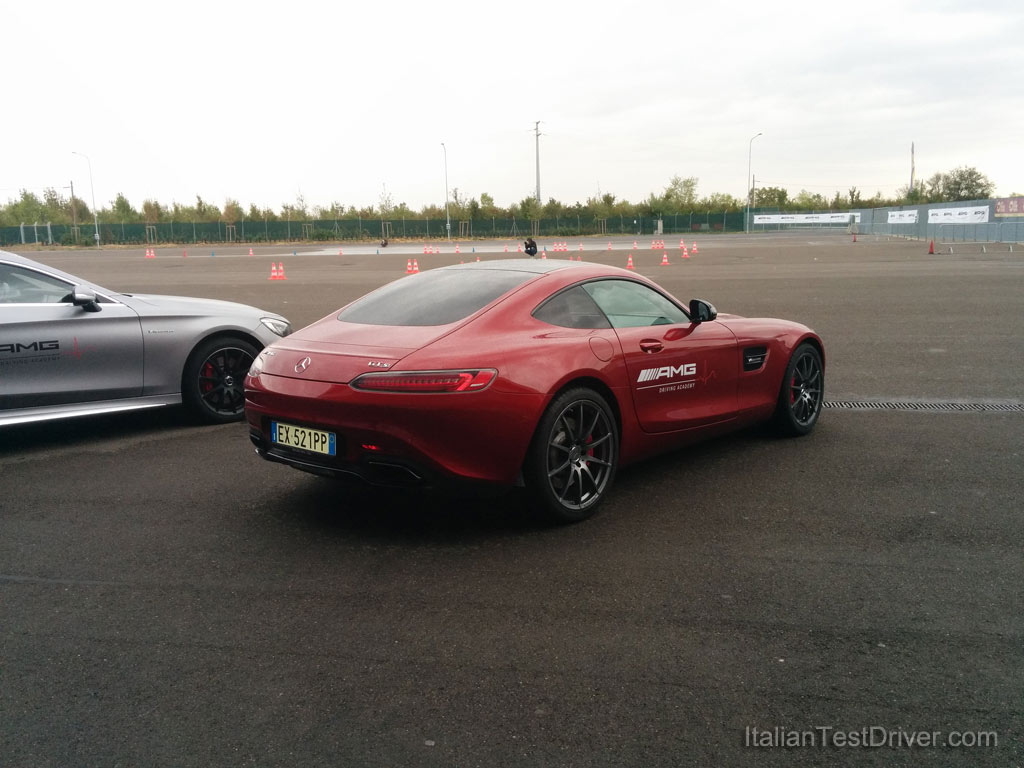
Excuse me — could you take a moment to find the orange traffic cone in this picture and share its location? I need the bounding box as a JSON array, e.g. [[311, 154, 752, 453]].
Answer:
[[853, 233, 857, 242], [541, 248, 547, 259], [579, 242, 583, 251], [476, 256, 480, 262], [249, 247, 254, 257], [607, 241, 612, 250], [277, 262, 287, 280], [339, 247, 343, 255], [412, 259, 420, 274], [406, 259, 413, 274], [183, 249, 187, 258], [634, 240, 638, 249], [680, 239, 685, 249], [504, 244, 508, 252], [692, 242, 698, 254], [928, 240, 935, 254], [455, 243, 460, 254], [424, 243, 429, 254], [660, 252, 670, 266], [433, 246, 439, 254], [682, 247, 689, 259], [268, 263, 278, 280], [626, 254, 635, 270], [517, 243, 522, 253]]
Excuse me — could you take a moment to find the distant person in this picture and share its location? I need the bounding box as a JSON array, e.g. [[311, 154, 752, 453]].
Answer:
[[524, 237, 537, 256], [380, 237, 389, 248]]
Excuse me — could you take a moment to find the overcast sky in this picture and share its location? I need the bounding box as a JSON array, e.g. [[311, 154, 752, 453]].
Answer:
[[4, 0, 1022, 213]]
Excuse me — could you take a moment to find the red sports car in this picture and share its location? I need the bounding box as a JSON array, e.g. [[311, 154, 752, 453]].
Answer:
[[244, 259, 824, 522]]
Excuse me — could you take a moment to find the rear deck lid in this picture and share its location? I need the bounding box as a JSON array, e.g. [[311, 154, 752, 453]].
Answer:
[[258, 322, 453, 383]]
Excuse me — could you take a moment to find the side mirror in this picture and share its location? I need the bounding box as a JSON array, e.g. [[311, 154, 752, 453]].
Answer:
[[72, 286, 101, 313], [688, 298, 717, 324]]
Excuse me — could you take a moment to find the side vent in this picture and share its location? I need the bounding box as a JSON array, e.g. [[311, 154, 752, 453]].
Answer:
[[743, 346, 768, 372]]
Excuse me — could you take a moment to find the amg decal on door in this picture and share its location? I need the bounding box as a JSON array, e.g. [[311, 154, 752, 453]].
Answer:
[[637, 363, 696, 383]]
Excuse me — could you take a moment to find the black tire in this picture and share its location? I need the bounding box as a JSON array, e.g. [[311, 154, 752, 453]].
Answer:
[[182, 336, 260, 424], [524, 387, 619, 523], [773, 343, 824, 436]]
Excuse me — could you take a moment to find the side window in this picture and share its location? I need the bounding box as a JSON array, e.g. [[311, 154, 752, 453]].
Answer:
[[582, 280, 689, 328], [0, 264, 74, 304], [533, 286, 611, 329]]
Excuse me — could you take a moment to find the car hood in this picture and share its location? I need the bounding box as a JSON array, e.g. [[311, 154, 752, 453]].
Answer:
[[119, 293, 283, 320]]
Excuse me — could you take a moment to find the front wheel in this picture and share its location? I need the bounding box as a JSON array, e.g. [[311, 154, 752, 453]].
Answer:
[[524, 388, 619, 523], [182, 336, 259, 423], [773, 342, 824, 436]]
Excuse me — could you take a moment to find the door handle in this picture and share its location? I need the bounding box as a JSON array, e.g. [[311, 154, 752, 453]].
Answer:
[[639, 340, 663, 353]]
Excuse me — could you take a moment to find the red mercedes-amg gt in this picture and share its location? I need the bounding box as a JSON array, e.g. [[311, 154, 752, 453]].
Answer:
[[244, 259, 824, 522]]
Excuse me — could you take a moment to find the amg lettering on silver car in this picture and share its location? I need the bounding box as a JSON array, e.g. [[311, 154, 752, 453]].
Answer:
[[637, 363, 696, 383], [0, 340, 60, 355], [367, 361, 391, 368]]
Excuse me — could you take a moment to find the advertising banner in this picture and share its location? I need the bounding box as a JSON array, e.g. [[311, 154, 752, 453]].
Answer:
[[887, 210, 919, 224], [753, 212, 861, 224], [927, 206, 989, 224], [994, 197, 1024, 218]]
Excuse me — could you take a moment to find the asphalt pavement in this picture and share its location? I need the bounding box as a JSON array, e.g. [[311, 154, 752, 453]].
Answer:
[[2, 233, 1021, 767]]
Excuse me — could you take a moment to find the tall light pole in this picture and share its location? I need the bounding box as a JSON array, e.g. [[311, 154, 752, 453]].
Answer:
[[441, 142, 450, 241], [72, 151, 100, 246], [745, 132, 762, 234], [534, 121, 542, 204]]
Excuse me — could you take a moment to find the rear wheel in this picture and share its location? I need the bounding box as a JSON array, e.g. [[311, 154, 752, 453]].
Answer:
[[182, 336, 259, 423], [774, 343, 824, 436], [524, 388, 618, 523]]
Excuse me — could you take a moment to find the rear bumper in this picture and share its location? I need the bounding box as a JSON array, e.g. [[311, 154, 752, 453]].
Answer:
[[244, 372, 546, 487], [250, 427, 434, 487]]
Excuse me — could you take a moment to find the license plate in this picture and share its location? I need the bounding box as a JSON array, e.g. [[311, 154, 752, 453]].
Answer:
[[271, 421, 337, 456]]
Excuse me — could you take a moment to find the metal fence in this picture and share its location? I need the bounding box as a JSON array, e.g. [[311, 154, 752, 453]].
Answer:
[[0, 212, 749, 247], [849, 199, 1024, 243], [5, 202, 1020, 247]]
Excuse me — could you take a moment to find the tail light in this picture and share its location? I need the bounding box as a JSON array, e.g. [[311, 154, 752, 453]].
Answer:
[[350, 369, 497, 393]]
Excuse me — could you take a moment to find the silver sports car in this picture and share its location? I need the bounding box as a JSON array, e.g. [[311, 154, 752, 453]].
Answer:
[[0, 250, 291, 426]]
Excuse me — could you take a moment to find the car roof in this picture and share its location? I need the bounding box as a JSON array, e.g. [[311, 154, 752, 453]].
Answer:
[[439, 258, 590, 274]]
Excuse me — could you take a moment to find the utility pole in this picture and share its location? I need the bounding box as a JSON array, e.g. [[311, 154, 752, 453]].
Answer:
[[534, 121, 542, 204], [746, 132, 762, 234], [69, 180, 77, 231], [441, 142, 451, 241], [909, 141, 915, 197], [72, 151, 100, 246]]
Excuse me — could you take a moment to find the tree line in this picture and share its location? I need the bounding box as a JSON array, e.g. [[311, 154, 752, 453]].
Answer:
[[0, 167, 1001, 228]]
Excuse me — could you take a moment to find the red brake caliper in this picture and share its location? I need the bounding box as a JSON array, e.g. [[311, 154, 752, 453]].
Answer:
[[202, 362, 215, 394]]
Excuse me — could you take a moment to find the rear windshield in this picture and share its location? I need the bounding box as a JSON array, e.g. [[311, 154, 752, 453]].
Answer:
[[337, 269, 534, 326]]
